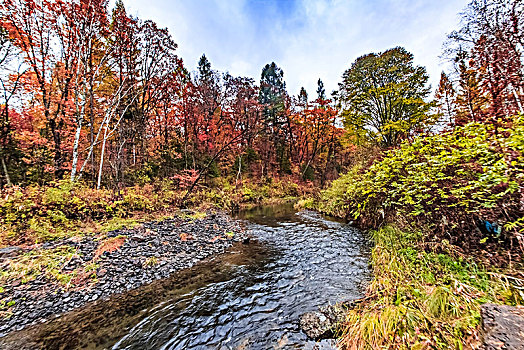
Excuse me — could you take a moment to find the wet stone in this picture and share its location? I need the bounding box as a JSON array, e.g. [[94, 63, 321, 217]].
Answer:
[[0, 211, 245, 336]]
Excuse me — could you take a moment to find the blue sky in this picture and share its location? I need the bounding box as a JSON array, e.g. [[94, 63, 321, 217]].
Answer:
[[119, 0, 468, 97]]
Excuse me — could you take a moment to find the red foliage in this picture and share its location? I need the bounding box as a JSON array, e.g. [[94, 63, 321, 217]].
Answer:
[[0, 0, 354, 188]]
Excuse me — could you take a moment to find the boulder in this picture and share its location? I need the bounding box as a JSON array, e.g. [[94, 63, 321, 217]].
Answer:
[[300, 304, 346, 340], [481, 303, 524, 349]]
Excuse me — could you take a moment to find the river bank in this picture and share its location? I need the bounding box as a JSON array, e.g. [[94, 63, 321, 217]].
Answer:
[[299, 116, 524, 349], [0, 210, 247, 335], [338, 226, 523, 349], [0, 205, 371, 349]]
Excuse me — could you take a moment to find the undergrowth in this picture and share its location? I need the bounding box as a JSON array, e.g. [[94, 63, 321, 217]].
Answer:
[[0, 181, 180, 246], [338, 226, 523, 350], [317, 115, 524, 256], [0, 176, 310, 247], [187, 176, 308, 210]]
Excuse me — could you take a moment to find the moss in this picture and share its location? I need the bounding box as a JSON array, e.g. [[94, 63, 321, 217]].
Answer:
[[143, 257, 158, 267]]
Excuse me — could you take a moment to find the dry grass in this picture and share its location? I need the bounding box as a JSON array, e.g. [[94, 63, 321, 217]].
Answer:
[[337, 226, 523, 350], [0, 246, 78, 286]]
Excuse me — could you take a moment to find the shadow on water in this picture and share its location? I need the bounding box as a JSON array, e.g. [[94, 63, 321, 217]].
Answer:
[[1, 204, 370, 350], [0, 242, 273, 350]]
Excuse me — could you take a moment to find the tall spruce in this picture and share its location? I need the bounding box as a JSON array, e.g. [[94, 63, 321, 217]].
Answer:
[[259, 62, 290, 173]]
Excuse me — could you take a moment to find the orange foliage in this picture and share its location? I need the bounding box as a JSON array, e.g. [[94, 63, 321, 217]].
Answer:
[[94, 236, 126, 259]]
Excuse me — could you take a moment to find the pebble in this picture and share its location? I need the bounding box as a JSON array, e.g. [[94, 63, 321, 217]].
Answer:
[[0, 211, 246, 335]]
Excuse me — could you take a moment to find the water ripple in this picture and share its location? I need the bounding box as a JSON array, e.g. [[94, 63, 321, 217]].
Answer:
[[0, 205, 370, 350], [113, 207, 371, 349]]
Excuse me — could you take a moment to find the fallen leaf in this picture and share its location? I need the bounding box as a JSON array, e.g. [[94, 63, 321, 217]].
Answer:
[[180, 233, 194, 241]]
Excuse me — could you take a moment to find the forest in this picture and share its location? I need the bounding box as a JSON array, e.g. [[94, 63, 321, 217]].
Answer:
[[0, 0, 523, 349], [0, 0, 352, 245], [0, 0, 344, 188]]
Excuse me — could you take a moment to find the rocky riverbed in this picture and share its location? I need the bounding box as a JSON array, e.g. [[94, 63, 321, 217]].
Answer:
[[0, 211, 247, 336]]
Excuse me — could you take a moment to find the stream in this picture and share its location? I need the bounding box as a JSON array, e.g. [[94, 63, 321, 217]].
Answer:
[[1, 204, 370, 349]]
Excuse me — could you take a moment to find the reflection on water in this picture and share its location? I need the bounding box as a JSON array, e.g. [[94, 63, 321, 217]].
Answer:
[[1, 204, 370, 350]]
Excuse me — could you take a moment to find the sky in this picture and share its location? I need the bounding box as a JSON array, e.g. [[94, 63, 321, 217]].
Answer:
[[118, 0, 469, 98]]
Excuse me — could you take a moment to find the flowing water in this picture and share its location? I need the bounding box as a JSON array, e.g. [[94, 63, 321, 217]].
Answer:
[[1, 204, 370, 350]]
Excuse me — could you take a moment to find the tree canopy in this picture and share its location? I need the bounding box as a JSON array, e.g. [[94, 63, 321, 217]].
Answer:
[[339, 47, 432, 148]]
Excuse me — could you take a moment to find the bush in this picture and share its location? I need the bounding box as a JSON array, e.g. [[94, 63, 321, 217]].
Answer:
[[318, 115, 524, 253], [0, 180, 180, 246]]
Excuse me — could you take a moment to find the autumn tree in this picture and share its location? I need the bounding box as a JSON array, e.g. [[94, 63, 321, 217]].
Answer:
[[435, 72, 456, 127], [339, 47, 432, 148], [0, 25, 25, 186], [1, 0, 68, 176], [192, 54, 222, 169], [293, 79, 338, 181], [55, 0, 112, 182], [129, 19, 179, 169], [447, 0, 524, 122], [454, 53, 488, 124], [222, 74, 262, 180], [146, 63, 189, 177]]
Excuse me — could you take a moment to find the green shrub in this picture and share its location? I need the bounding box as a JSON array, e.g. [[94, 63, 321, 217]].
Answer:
[[318, 115, 524, 252]]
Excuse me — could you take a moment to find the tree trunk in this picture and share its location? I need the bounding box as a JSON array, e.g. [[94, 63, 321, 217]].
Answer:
[[236, 155, 242, 187], [70, 117, 83, 181], [1, 156, 12, 186], [97, 124, 108, 189]]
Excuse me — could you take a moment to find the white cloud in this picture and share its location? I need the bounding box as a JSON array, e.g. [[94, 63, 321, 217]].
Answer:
[[117, 0, 468, 97]]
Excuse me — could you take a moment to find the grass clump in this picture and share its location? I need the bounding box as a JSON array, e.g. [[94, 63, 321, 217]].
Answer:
[[0, 246, 79, 286], [339, 226, 522, 350], [143, 257, 158, 267], [0, 235, 127, 294]]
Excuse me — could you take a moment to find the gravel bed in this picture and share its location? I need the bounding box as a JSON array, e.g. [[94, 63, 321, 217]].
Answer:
[[0, 211, 246, 335]]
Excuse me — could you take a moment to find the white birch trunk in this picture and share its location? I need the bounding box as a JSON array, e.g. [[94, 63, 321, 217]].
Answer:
[[97, 123, 108, 189], [70, 117, 83, 181]]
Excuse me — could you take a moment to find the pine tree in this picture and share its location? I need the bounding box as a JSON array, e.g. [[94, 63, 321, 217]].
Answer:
[[316, 79, 326, 100], [259, 62, 290, 173]]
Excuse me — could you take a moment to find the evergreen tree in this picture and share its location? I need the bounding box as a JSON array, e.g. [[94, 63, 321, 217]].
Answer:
[[259, 62, 290, 173], [298, 87, 308, 109], [197, 54, 213, 83], [316, 79, 325, 100]]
